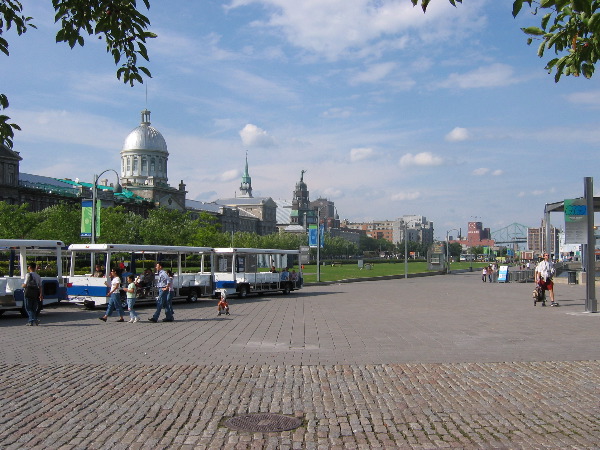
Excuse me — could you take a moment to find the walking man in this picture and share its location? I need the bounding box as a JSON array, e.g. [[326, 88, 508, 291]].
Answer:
[[148, 262, 174, 322], [22, 262, 43, 326]]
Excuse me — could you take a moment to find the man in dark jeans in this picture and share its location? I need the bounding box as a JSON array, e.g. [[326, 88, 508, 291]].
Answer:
[[22, 263, 43, 326]]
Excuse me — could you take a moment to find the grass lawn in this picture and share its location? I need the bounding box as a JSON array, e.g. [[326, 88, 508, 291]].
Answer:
[[299, 261, 489, 283]]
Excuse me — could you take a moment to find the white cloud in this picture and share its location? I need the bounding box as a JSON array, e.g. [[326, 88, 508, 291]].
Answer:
[[391, 191, 421, 201], [492, 169, 503, 176], [321, 107, 353, 119], [349, 62, 397, 85], [473, 167, 489, 176], [445, 127, 470, 142], [565, 90, 600, 107], [399, 152, 444, 168], [350, 147, 374, 162], [226, 0, 486, 60], [239, 124, 276, 147], [437, 63, 518, 89], [221, 170, 239, 182]]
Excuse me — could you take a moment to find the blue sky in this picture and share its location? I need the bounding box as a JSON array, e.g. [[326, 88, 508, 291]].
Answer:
[[3, 0, 600, 239]]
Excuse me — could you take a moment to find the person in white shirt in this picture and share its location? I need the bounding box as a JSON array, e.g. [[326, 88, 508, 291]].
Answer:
[[535, 253, 558, 306]]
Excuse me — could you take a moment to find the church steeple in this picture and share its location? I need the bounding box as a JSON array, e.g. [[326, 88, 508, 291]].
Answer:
[[239, 151, 253, 198]]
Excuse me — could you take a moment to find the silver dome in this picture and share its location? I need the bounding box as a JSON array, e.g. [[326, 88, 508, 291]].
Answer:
[[122, 110, 168, 153]]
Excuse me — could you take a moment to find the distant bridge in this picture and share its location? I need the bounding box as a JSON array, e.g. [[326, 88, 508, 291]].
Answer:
[[491, 223, 530, 245]]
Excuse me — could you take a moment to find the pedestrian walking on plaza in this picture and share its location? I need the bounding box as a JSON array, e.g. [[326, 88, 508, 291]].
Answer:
[[22, 262, 43, 326], [535, 253, 558, 306], [487, 265, 493, 282], [99, 269, 125, 322], [124, 274, 140, 323], [166, 270, 175, 319], [148, 262, 173, 323], [482, 266, 487, 282]]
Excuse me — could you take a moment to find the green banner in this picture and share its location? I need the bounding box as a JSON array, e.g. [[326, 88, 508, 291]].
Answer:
[[80, 200, 101, 237], [81, 200, 92, 237], [96, 200, 101, 237]]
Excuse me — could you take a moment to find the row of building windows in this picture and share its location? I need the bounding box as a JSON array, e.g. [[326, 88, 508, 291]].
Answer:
[[121, 155, 167, 179]]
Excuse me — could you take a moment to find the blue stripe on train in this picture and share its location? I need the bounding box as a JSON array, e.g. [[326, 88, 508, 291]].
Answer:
[[67, 285, 108, 297], [215, 281, 237, 289]]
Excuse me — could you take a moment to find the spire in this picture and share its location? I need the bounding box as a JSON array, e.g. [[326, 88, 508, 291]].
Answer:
[[141, 109, 151, 125], [239, 151, 253, 198]]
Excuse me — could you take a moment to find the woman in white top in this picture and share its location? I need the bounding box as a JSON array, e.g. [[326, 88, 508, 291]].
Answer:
[[99, 269, 125, 322]]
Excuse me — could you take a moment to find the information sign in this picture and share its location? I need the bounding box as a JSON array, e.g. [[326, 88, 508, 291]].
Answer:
[[564, 198, 587, 244], [497, 265, 509, 283]]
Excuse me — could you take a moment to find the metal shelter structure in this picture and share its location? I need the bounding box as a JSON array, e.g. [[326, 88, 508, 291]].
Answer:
[[543, 178, 597, 313]]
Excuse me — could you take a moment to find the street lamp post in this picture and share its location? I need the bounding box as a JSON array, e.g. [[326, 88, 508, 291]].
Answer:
[[403, 222, 408, 279], [446, 228, 459, 274], [91, 169, 122, 245]]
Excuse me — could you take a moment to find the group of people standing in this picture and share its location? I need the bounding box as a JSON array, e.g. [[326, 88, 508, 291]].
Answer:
[[481, 264, 497, 283], [99, 262, 175, 323]]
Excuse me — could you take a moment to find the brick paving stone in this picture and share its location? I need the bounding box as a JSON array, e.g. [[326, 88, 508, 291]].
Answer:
[[2, 274, 600, 448]]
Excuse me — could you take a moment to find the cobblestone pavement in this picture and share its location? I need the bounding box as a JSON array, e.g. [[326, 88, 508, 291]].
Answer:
[[1, 272, 599, 449]]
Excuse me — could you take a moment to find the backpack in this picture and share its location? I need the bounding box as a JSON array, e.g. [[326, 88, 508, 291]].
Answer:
[[24, 273, 40, 299]]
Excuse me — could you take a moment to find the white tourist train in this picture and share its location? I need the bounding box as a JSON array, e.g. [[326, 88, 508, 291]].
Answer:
[[65, 244, 303, 308], [0, 239, 68, 316], [211, 247, 303, 298]]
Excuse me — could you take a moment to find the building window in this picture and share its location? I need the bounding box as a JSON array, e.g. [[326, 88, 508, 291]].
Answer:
[[141, 157, 147, 175], [133, 157, 138, 174], [126, 157, 131, 173], [7, 165, 15, 186], [150, 158, 155, 175]]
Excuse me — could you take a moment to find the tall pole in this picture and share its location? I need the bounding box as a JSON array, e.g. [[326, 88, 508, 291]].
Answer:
[[91, 174, 98, 245], [316, 208, 321, 282], [585, 177, 597, 312], [446, 231, 450, 273], [404, 223, 408, 279]]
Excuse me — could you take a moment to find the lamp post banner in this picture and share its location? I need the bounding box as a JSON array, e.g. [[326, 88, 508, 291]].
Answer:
[[308, 225, 317, 248], [80, 200, 92, 237], [96, 199, 101, 237], [564, 198, 587, 244]]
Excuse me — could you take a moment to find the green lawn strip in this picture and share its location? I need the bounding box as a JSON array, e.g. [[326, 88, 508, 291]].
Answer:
[[300, 261, 488, 283]]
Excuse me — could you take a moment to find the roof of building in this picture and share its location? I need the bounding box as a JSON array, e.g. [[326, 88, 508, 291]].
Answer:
[[19, 173, 80, 197], [215, 196, 274, 206], [122, 110, 168, 154], [185, 199, 223, 214], [0, 144, 22, 161], [57, 178, 147, 202], [274, 199, 292, 225]]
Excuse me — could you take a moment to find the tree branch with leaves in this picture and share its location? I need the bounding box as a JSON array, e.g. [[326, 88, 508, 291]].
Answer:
[[413, 0, 600, 82], [1, 0, 155, 148]]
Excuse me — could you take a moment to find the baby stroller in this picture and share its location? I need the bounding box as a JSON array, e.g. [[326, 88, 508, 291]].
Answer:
[[533, 285, 545, 306]]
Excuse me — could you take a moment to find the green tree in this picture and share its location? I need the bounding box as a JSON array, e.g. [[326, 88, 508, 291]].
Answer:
[[471, 246, 485, 257], [139, 207, 198, 246], [1, 0, 155, 148], [191, 212, 225, 247], [448, 242, 463, 259], [0, 201, 37, 238], [30, 202, 83, 244], [98, 206, 143, 244]]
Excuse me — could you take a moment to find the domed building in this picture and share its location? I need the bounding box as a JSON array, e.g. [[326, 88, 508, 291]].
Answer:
[[120, 109, 187, 210]]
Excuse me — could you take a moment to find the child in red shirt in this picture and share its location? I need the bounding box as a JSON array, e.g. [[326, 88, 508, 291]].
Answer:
[[217, 290, 230, 316]]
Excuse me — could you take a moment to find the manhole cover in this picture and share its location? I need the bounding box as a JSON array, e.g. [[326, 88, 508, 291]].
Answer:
[[223, 413, 302, 432]]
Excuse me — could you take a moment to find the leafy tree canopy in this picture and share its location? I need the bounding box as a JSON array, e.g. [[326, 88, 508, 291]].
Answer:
[[1, 0, 155, 148], [0, 202, 37, 238], [416, 0, 600, 82]]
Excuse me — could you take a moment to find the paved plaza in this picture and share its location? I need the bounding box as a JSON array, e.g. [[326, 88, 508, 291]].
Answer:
[[0, 271, 599, 448]]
